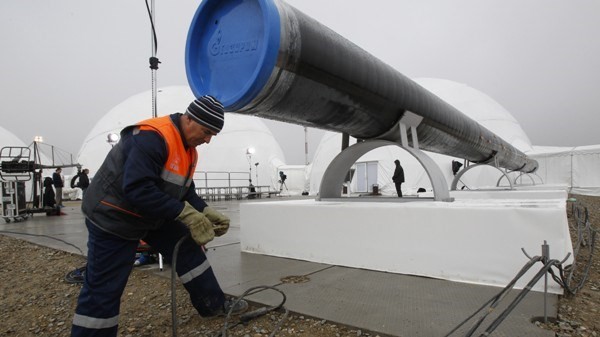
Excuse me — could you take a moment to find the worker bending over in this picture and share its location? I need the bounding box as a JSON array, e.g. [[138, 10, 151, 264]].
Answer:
[[71, 95, 247, 337]]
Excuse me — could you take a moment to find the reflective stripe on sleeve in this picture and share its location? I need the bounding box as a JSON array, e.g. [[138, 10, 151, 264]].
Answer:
[[179, 260, 210, 284], [72, 313, 119, 329], [161, 170, 187, 186]]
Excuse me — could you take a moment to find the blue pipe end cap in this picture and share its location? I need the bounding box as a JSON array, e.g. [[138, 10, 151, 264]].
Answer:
[[185, 0, 281, 110]]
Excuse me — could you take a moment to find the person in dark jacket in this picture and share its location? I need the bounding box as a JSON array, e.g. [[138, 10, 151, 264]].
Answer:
[[71, 168, 90, 197], [392, 159, 405, 197], [452, 160, 463, 176], [71, 95, 247, 337], [43, 176, 61, 215], [52, 167, 64, 207], [43, 177, 56, 207]]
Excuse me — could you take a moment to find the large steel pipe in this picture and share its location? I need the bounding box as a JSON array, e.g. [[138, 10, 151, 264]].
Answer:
[[186, 0, 538, 173]]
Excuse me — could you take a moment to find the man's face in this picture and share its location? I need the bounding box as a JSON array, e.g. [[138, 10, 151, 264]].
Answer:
[[182, 114, 217, 147]]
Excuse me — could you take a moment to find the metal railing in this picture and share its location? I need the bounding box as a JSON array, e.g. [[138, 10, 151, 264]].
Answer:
[[195, 185, 278, 201], [193, 171, 251, 188], [193, 171, 279, 201]]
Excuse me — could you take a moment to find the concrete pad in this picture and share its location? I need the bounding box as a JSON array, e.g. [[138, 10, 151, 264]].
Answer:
[[244, 266, 555, 337], [0, 204, 87, 255], [207, 243, 331, 293]]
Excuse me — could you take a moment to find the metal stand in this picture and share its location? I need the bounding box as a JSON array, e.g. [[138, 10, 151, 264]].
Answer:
[[521, 240, 571, 325], [2, 181, 29, 222], [451, 162, 545, 191], [318, 112, 453, 202], [512, 171, 544, 186], [450, 162, 514, 191]]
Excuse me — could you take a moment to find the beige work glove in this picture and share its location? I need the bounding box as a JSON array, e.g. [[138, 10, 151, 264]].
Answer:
[[176, 201, 215, 245], [202, 206, 230, 237]]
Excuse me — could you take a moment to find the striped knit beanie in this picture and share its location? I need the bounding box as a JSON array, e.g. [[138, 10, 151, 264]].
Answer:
[[185, 95, 225, 133]]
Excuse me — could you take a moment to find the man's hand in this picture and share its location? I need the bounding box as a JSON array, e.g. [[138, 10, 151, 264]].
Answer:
[[176, 201, 214, 245], [202, 206, 230, 237]]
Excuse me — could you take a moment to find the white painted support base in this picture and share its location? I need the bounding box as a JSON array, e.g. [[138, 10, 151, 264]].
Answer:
[[240, 190, 573, 294]]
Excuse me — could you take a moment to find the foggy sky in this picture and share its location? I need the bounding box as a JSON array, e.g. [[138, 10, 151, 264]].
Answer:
[[1, 0, 599, 165]]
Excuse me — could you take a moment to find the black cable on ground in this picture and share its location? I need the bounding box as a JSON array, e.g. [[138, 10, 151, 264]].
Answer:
[[170, 235, 288, 337], [444, 255, 543, 337], [65, 265, 86, 284], [171, 234, 189, 337], [216, 285, 288, 337], [559, 202, 598, 295], [479, 260, 562, 336]]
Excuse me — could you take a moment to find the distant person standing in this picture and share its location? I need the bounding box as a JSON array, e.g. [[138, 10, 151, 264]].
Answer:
[[53, 167, 64, 207], [392, 159, 405, 197], [79, 169, 90, 197]]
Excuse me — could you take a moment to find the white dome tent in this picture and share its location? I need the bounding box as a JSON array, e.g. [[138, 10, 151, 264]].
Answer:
[[0, 124, 29, 183], [308, 78, 536, 196], [77, 86, 286, 194], [0, 125, 27, 151]]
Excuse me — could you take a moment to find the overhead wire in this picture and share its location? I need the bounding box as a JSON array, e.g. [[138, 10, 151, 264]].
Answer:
[[144, 0, 158, 55], [144, 0, 160, 118]]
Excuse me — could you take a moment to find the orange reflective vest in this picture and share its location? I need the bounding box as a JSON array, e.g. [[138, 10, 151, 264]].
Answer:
[[138, 116, 198, 194], [83, 116, 197, 240]]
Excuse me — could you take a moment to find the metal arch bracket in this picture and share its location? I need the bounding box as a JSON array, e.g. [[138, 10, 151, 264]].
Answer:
[[376, 111, 423, 148], [317, 139, 453, 202], [512, 172, 544, 186], [450, 163, 514, 191]]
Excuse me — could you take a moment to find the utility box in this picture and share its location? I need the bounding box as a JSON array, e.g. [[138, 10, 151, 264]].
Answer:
[[2, 181, 27, 222]]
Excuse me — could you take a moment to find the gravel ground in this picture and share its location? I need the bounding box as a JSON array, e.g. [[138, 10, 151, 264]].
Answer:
[[0, 194, 598, 337]]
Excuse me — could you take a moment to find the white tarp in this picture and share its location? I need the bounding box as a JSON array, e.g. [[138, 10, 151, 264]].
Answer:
[[0, 125, 27, 151], [242, 190, 572, 294], [529, 145, 600, 196]]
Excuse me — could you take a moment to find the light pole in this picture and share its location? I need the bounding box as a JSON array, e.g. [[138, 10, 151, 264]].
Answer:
[[246, 147, 255, 184], [254, 162, 259, 185]]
